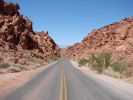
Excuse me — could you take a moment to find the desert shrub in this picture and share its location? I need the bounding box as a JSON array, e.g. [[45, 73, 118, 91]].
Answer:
[[91, 54, 104, 72], [88, 54, 95, 64], [111, 61, 126, 73], [27, 57, 34, 62], [101, 52, 112, 68], [12, 63, 22, 67], [9, 66, 21, 72], [89, 52, 112, 72], [0, 63, 10, 68], [78, 59, 88, 66], [49, 55, 59, 61]]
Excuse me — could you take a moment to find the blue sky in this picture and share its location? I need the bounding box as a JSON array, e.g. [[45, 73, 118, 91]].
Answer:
[[6, 0, 133, 46]]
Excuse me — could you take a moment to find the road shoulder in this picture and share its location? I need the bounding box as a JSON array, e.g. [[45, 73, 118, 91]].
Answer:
[[70, 60, 133, 96], [0, 61, 57, 98]]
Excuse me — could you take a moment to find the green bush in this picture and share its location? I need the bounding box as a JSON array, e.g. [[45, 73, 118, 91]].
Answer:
[[91, 54, 104, 72], [0, 63, 10, 68], [101, 52, 112, 68], [49, 55, 59, 61], [78, 59, 88, 66], [89, 52, 112, 72], [111, 61, 126, 73]]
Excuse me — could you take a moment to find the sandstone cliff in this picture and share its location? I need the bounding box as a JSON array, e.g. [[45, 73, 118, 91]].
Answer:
[[0, 0, 60, 73], [62, 17, 133, 60], [61, 17, 133, 78]]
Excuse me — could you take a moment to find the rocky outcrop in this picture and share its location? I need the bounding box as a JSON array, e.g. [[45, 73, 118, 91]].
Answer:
[[62, 17, 133, 60], [0, 0, 36, 50], [61, 17, 133, 79], [0, 0, 20, 15], [31, 31, 60, 59], [0, 0, 60, 68]]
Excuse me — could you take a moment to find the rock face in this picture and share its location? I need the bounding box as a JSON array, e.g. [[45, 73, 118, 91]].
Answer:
[[0, 0, 20, 15], [31, 31, 60, 59], [61, 17, 133, 79], [0, 0, 60, 67], [0, 0, 36, 50], [62, 17, 133, 61]]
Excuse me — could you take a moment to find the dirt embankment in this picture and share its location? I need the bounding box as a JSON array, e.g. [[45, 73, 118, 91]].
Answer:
[[0, 68, 40, 98], [0, 61, 56, 98]]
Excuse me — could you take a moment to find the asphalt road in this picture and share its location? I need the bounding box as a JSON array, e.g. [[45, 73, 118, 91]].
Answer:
[[3, 60, 133, 100]]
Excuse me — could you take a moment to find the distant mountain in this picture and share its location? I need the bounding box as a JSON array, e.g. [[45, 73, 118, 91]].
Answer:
[[59, 45, 70, 48]]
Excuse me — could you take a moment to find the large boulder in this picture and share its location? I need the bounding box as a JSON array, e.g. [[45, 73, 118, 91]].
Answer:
[[0, 0, 60, 61]]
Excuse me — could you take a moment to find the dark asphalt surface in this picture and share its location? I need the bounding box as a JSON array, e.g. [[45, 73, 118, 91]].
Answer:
[[2, 60, 133, 100]]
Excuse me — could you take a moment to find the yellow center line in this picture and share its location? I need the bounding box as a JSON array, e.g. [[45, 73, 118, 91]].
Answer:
[[59, 68, 63, 100], [59, 67, 68, 100], [64, 71, 68, 100]]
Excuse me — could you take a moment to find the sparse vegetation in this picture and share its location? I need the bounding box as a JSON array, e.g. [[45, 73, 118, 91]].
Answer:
[[111, 61, 126, 73], [77, 51, 130, 78], [102, 52, 112, 68], [0, 63, 10, 68], [88, 52, 112, 72], [48, 55, 60, 62], [78, 59, 88, 67], [9, 66, 21, 72]]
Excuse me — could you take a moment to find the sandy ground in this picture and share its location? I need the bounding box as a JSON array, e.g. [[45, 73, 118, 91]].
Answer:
[[71, 60, 133, 96], [0, 62, 56, 98]]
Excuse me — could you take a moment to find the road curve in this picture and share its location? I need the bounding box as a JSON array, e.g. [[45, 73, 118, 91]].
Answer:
[[2, 60, 133, 100]]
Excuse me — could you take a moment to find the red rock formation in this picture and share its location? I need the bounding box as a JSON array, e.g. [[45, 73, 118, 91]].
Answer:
[[0, 0, 60, 65], [31, 31, 60, 59], [62, 17, 133, 60], [0, 0, 35, 50]]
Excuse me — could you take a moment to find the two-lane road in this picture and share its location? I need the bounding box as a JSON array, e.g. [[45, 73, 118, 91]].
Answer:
[[3, 60, 133, 100]]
